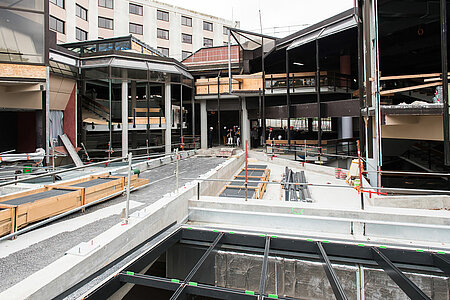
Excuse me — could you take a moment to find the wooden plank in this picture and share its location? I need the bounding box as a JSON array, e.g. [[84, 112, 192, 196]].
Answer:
[[379, 82, 442, 96], [133, 108, 161, 113], [60, 133, 83, 167], [380, 73, 448, 81]]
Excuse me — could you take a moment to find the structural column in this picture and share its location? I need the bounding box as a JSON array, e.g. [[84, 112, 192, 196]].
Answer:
[[121, 75, 129, 158], [131, 80, 137, 150], [164, 80, 172, 154], [241, 97, 250, 148], [200, 99, 207, 149]]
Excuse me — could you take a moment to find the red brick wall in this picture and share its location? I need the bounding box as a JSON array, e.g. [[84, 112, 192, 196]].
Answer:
[[63, 84, 77, 146]]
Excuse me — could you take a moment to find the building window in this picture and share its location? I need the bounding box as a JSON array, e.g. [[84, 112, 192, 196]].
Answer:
[[203, 37, 213, 47], [203, 21, 213, 31], [182, 51, 192, 60], [157, 28, 169, 39], [223, 26, 229, 35], [157, 47, 169, 56], [129, 23, 143, 35], [76, 4, 87, 21], [50, 0, 64, 9], [98, 0, 113, 9], [157, 10, 169, 21], [181, 33, 192, 44], [76, 27, 87, 41], [181, 16, 192, 27], [129, 3, 143, 16], [98, 16, 113, 29], [49, 16, 65, 34]]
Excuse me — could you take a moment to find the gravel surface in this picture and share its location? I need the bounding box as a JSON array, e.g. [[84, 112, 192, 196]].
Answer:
[[0, 156, 225, 293]]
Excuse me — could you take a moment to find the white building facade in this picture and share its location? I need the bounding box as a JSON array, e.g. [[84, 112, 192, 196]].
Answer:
[[49, 0, 237, 60]]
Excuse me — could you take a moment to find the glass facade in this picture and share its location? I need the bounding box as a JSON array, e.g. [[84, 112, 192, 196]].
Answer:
[[0, 1, 45, 64]]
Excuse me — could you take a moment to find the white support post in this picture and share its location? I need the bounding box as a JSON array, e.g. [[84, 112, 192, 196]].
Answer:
[[200, 99, 207, 149], [165, 81, 172, 154], [122, 73, 128, 159]]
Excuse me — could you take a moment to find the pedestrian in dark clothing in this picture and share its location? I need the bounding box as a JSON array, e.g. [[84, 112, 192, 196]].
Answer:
[[208, 127, 213, 148]]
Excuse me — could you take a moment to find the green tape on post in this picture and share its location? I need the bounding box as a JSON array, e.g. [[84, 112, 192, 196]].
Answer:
[[271, 235, 278, 238], [126, 271, 135, 275], [268, 294, 278, 299], [306, 239, 314, 242], [437, 251, 446, 254], [416, 249, 424, 253], [379, 245, 387, 249], [357, 244, 365, 247], [188, 282, 198, 286], [245, 290, 255, 295], [171, 279, 180, 283]]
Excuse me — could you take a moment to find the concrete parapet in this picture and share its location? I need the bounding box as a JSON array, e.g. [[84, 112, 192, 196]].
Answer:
[[0, 151, 238, 299]]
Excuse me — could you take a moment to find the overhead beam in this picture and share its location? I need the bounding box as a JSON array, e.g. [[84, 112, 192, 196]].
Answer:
[[170, 232, 224, 300], [371, 247, 431, 300], [316, 242, 348, 300], [228, 27, 277, 40]]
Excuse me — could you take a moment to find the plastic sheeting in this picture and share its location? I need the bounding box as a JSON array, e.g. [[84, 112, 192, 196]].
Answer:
[[215, 251, 358, 299], [215, 250, 449, 299], [49, 110, 63, 146], [0, 148, 45, 163]]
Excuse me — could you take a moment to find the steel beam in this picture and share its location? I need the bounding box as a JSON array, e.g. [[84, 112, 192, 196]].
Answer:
[[441, 0, 450, 165], [258, 236, 271, 299], [371, 247, 431, 300], [170, 232, 224, 299], [316, 242, 348, 300], [433, 253, 450, 276], [120, 273, 256, 300]]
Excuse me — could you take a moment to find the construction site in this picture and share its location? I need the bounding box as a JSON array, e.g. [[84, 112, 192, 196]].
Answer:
[[0, 0, 449, 299]]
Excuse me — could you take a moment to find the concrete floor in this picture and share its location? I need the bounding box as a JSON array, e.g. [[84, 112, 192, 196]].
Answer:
[[0, 156, 226, 292]]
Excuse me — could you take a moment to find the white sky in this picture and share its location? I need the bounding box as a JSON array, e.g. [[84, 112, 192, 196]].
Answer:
[[158, 0, 355, 37]]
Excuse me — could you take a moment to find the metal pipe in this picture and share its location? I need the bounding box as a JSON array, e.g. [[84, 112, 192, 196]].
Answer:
[[108, 68, 112, 160], [261, 37, 266, 142], [228, 29, 232, 93], [0, 156, 125, 188], [217, 76, 221, 145], [181, 177, 450, 194], [357, 0, 366, 158], [441, 0, 450, 165], [180, 84, 183, 145], [191, 86, 196, 149], [124, 152, 132, 224], [286, 50, 291, 147]]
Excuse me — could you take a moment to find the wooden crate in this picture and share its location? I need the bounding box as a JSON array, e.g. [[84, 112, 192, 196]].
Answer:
[[0, 186, 83, 235]]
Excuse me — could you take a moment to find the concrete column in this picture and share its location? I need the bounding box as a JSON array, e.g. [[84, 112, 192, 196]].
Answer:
[[122, 79, 128, 158], [200, 99, 207, 149], [241, 97, 250, 149], [164, 81, 172, 154]]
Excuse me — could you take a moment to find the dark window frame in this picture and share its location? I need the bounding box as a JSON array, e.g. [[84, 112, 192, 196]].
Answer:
[[203, 21, 213, 31], [157, 10, 169, 21], [181, 16, 192, 27], [157, 47, 169, 56], [50, 0, 64, 9], [182, 51, 192, 60], [203, 37, 213, 47], [98, 0, 113, 9], [50, 15, 65, 34], [98, 16, 114, 29], [76, 4, 87, 21], [129, 3, 143, 16], [157, 28, 169, 40], [129, 22, 143, 35], [75, 27, 88, 41], [181, 33, 192, 44]]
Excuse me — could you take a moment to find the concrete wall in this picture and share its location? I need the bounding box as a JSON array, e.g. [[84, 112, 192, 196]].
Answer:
[[368, 194, 450, 210]]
